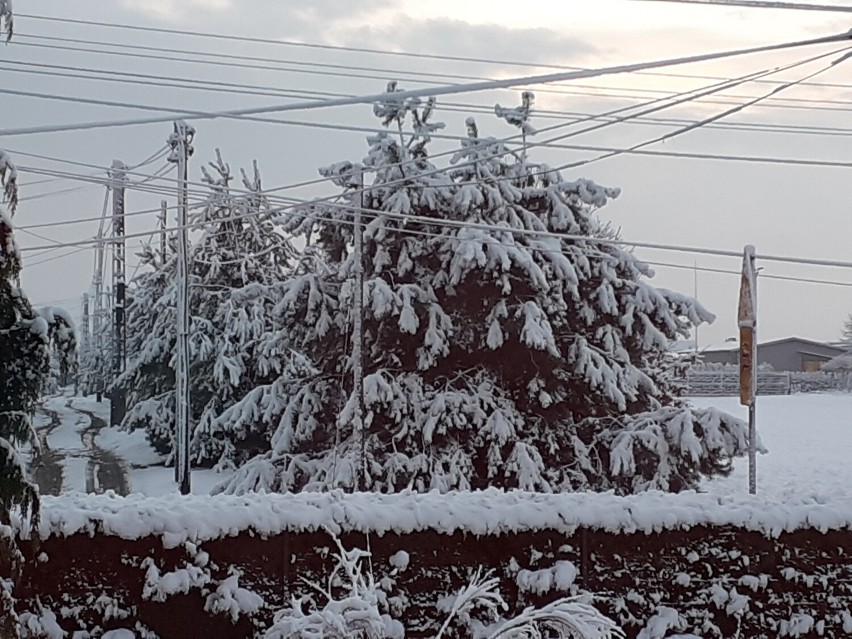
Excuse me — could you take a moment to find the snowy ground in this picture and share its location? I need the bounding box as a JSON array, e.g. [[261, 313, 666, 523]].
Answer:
[[30, 391, 851, 499], [31, 390, 232, 497], [694, 393, 852, 499]]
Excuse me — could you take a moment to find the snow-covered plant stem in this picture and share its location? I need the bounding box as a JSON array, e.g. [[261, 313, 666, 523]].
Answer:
[[437, 568, 624, 639]]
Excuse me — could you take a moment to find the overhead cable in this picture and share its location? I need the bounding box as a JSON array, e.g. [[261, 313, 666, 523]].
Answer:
[[1, 29, 850, 137], [631, 0, 852, 12]]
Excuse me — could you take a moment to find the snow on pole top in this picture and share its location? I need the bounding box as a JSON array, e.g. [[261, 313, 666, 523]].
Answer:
[[17, 489, 852, 548]]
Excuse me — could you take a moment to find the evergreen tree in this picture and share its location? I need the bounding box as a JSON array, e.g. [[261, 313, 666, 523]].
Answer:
[[218, 89, 749, 496], [0, 151, 44, 522], [117, 151, 296, 468], [34, 306, 78, 391], [840, 314, 852, 347], [77, 313, 111, 399]]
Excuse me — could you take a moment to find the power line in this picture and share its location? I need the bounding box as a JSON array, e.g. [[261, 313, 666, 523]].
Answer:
[[16, 177, 852, 274], [544, 48, 851, 174], [9, 48, 848, 226], [18, 183, 97, 203], [109, 202, 852, 290], [631, 0, 852, 12], [6, 51, 852, 122], [9, 53, 849, 253], [648, 260, 852, 287], [2, 67, 782, 219], [18, 30, 852, 95], [10, 39, 852, 113], [0, 56, 341, 103], [1, 29, 850, 137], [24, 246, 91, 268]]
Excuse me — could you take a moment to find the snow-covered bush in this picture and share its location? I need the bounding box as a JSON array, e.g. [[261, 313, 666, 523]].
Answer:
[[141, 540, 264, 625], [218, 87, 748, 496], [437, 568, 623, 639], [264, 534, 620, 639], [264, 534, 402, 639]]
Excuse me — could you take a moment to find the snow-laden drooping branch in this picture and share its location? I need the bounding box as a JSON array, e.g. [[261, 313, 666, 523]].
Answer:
[[0, 1, 12, 43]]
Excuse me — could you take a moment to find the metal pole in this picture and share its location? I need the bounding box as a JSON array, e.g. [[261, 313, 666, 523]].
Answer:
[[352, 164, 366, 491], [168, 121, 195, 496], [694, 261, 699, 353], [92, 188, 110, 402], [738, 244, 758, 495], [79, 293, 89, 395], [748, 253, 758, 495], [748, 399, 756, 494], [109, 160, 128, 427], [159, 199, 168, 264]]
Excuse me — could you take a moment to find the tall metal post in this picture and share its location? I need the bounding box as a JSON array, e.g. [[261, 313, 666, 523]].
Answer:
[[159, 199, 168, 264], [168, 121, 195, 496], [351, 164, 366, 491], [109, 160, 128, 427], [81, 293, 90, 352], [738, 245, 758, 495], [693, 261, 699, 353], [79, 293, 90, 395], [90, 187, 111, 402]]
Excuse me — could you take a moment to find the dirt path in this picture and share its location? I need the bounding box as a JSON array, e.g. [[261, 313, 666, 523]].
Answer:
[[31, 398, 130, 496], [31, 407, 64, 497], [77, 407, 130, 496]]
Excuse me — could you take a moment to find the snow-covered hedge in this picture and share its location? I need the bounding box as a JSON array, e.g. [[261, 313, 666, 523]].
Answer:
[[17, 488, 852, 546], [13, 490, 852, 638]]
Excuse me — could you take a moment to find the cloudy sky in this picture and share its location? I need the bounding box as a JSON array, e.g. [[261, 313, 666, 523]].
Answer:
[[8, 0, 852, 348]]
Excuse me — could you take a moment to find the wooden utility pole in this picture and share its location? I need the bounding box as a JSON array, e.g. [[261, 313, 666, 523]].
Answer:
[[738, 244, 757, 495], [168, 121, 195, 495], [109, 160, 128, 427]]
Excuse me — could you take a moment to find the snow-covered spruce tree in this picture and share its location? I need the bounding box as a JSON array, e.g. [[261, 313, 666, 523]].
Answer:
[[839, 314, 852, 347], [0, 150, 48, 638], [77, 314, 111, 399], [0, 152, 44, 522], [34, 306, 78, 391], [219, 88, 748, 495], [116, 152, 296, 467]]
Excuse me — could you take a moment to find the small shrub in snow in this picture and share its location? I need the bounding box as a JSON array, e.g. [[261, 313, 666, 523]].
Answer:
[[437, 568, 623, 639], [141, 540, 264, 626], [516, 561, 577, 595], [637, 606, 686, 639], [17, 605, 63, 639], [263, 534, 402, 638]]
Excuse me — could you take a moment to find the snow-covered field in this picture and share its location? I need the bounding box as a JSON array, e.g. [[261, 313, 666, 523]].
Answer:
[[33, 392, 851, 499], [694, 393, 852, 499]]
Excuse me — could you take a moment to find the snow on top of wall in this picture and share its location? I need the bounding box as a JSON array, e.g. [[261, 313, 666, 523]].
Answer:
[[19, 488, 852, 548]]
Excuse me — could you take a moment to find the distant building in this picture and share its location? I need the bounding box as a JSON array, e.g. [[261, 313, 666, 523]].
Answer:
[[699, 337, 847, 373]]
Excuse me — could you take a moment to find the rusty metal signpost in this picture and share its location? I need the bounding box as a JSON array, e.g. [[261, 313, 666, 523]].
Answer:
[[738, 245, 758, 495]]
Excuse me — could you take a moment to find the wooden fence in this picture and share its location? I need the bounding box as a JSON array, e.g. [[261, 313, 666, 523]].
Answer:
[[685, 370, 791, 396]]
